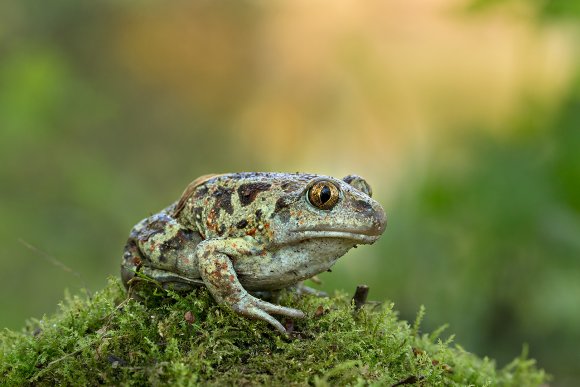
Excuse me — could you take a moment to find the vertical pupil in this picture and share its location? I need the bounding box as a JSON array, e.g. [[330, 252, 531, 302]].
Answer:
[[320, 185, 331, 203]]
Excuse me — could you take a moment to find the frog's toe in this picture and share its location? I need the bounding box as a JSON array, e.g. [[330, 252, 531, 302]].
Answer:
[[253, 298, 305, 319], [242, 305, 287, 334], [232, 295, 304, 333]]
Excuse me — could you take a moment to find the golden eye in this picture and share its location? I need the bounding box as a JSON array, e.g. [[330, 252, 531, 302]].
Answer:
[[307, 180, 340, 210]]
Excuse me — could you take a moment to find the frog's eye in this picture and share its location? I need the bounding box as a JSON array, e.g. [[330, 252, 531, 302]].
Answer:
[[307, 180, 340, 210]]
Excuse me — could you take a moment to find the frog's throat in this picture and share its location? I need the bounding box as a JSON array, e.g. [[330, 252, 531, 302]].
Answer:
[[285, 229, 380, 245]]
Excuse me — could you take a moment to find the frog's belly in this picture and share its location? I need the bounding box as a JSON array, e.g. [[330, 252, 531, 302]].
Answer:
[[234, 238, 355, 290]]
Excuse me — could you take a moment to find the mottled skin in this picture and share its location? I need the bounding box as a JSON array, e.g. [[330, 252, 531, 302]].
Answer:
[[121, 172, 386, 333]]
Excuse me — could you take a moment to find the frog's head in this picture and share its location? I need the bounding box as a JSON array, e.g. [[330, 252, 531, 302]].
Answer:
[[269, 174, 386, 247]]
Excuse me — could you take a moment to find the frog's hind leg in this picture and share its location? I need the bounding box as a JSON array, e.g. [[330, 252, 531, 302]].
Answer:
[[121, 237, 204, 294], [138, 266, 205, 292]]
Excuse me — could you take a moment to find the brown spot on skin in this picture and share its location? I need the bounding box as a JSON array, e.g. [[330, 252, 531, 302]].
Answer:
[[139, 217, 170, 241], [237, 182, 272, 206], [236, 219, 248, 229], [206, 208, 218, 227], [280, 181, 299, 193], [194, 185, 208, 198], [210, 270, 222, 282], [193, 207, 203, 221], [181, 228, 196, 241], [352, 199, 373, 213], [206, 220, 217, 233], [132, 256, 141, 266], [274, 197, 290, 213], [274, 197, 292, 223], [159, 231, 191, 256], [148, 220, 165, 231], [213, 186, 234, 215]]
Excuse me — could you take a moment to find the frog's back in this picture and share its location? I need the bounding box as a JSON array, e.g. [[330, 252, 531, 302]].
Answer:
[[174, 172, 318, 240]]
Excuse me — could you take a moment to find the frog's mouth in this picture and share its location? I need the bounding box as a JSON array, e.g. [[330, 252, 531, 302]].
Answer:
[[288, 228, 381, 245]]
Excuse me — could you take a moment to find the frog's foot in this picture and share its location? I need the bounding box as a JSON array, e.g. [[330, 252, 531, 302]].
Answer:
[[197, 238, 305, 334], [233, 293, 305, 334]]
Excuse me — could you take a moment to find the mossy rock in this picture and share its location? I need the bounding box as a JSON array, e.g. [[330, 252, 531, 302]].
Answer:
[[0, 279, 547, 386]]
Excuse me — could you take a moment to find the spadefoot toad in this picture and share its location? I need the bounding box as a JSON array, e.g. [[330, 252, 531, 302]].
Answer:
[[121, 172, 386, 333]]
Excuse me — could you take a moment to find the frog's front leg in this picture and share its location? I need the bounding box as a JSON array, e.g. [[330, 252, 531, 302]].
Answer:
[[196, 238, 305, 333]]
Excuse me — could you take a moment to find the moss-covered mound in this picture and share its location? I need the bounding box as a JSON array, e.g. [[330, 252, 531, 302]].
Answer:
[[1, 279, 547, 386]]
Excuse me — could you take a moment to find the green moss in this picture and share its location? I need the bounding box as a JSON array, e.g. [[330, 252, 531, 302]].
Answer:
[[1, 279, 547, 386]]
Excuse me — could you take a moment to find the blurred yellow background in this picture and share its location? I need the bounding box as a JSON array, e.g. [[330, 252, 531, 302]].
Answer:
[[1, 0, 579, 385]]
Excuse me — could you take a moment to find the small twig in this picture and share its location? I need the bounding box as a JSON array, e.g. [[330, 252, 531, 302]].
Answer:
[[30, 343, 88, 382], [352, 285, 369, 311], [18, 238, 91, 298]]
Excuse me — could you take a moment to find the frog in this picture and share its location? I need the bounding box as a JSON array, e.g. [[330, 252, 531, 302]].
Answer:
[[121, 172, 386, 333]]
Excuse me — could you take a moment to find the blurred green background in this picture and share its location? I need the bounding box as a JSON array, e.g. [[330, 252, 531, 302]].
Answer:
[[1, 0, 579, 385]]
